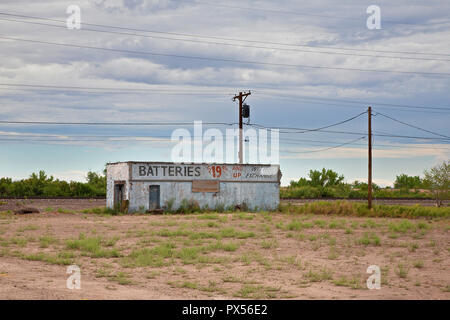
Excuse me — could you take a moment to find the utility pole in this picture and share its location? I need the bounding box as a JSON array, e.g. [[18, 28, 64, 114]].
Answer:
[[368, 106, 373, 209], [233, 91, 251, 164]]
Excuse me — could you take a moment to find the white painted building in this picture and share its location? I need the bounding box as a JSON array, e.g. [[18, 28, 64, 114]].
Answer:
[[106, 162, 281, 212]]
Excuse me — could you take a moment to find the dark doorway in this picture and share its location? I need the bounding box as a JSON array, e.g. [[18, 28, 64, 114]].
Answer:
[[149, 185, 160, 210], [114, 183, 125, 210]]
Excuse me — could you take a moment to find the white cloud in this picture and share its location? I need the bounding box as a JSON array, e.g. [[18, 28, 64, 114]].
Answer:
[[52, 170, 88, 182], [0, 0, 449, 182]]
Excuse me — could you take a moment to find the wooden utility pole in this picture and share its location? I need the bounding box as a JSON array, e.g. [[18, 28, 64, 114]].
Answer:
[[233, 91, 251, 164], [368, 106, 373, 209]]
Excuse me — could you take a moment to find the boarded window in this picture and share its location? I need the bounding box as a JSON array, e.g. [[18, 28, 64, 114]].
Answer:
[[192, 180, 220, 193]]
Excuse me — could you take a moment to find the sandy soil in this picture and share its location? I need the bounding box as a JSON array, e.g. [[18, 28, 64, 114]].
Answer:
[[0, 200, 449, 300]]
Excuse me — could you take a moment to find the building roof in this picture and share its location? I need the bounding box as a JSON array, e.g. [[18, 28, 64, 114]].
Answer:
[[107, 161, 279, 167]]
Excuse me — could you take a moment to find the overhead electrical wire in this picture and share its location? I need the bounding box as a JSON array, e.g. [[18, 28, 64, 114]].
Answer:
[[1, 116, 449, 141], [2, 35, 449, 77], [0, 120, 237, 126], [251, 111, 367, 134], [0, 11, 448, 57], [279, 137, 450, 150], [0, 131, 449, 150], [175, 0, 450, 27], [1, 84, 449, 114], [1, 16, 449, 62], [281, 136, 366, 154], [253, 94, 450, 115], [0, 83, 231, 96], [247, 123, 450, 141], [375, 111, 450, 138], [253, 91, 450, 112], [0, 112, 365, 134]]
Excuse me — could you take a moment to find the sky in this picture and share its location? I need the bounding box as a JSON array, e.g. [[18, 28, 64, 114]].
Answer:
[[0, 0, 449, 186]]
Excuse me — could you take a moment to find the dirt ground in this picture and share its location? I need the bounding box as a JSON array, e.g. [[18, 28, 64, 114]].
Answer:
[[0, 199, 449, 300]]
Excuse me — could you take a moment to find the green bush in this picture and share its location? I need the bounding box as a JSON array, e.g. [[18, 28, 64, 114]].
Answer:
[[278, 201, 449, 218], [0, 170, 106, 198], [281, 185, 433, 199], [177, 198, 201, 214]]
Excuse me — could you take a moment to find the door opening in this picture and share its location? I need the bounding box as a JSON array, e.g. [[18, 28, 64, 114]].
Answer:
[[149, 185, 160, 210], [114, 182, 125, 211]]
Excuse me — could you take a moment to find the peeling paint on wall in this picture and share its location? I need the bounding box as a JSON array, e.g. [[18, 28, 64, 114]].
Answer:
[[107, 162, 280, 212]]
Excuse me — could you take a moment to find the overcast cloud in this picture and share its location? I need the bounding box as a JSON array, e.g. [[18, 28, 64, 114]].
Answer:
[[0, 0, 449, 185]]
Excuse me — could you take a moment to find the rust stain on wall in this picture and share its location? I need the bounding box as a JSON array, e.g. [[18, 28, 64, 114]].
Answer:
[[192, 180, 220, 193]]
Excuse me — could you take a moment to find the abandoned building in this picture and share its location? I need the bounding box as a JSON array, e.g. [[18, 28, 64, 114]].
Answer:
[[106, 162, 281, 212]]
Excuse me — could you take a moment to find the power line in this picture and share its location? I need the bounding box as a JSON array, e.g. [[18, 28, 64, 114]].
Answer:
[[1, 128, 449, 152], [247, 123, 450, 141], [254, 93, 450, 114], [1, 83, 449, 113], [1, 16, 449, 62], [0, 138, 174, 142], [0, 111, 365, 134], [175, 0, 450, 26], [281, 137, 366, 154], [2, 136, 449, 152], [280, 137, 450, 150], [2, 35, 449, 77], [2, 118, 446, 141], [0, 131, 449, 149], [375, 111, 450, 138], [0, 83, 231, 95], [254, 91, 450, 111], [1, 11, 448, 57], [0, 120, 236, 126], [253, 111, 366, 134]]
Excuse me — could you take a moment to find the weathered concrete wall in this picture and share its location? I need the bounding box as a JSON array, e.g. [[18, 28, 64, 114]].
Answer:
[[107, 162, 281, 212], [106, 163, 130, 209], [128, 181, 279, 212], [131, 163, 279, 182]]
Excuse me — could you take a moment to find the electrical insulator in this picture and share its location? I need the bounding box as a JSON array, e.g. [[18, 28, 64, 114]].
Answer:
[[242, 103, 250, 118]]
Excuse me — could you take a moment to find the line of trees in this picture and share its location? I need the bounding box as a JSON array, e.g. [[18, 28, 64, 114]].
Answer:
[[0, 161, 448, 205], [0, 170, 106, 198], [283, 161, 449, 206]]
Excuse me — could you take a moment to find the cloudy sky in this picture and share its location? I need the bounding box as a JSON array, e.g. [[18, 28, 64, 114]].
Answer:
[[0, 0, 449, 186]]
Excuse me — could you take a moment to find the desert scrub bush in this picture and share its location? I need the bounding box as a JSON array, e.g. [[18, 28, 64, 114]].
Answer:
[[164, 198, 175, 213], [357, 232, 381, 246], [395, 263, 410, 278], [389, 220, 416, 233], [39, 235, 58, 248], [121, 242, 176, 267], [260, 239, 278, 249], [176, 198, 201, 214], [82, 207, 120, 215], [196, 213, 220, 220], [286, 220, 312, 231], [413, 260, 424, 269], [219, 227, 254, 239], [333, 276, 364, 289], [66, 234, 120, 258], [305, 268, 333, 282], [214, 202, 225, 212], [22, 252, 74, 265], [10, 237, 28, 247], [109, 272, 132, 285], [234, 212, 254, 220], [17, 224, 39, 232]]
